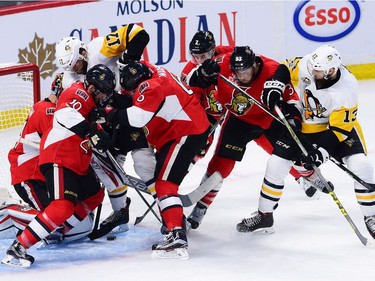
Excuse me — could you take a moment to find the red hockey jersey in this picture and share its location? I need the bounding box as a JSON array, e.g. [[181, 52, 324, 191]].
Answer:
[[127, 63, 210, 151], [8, 99, 55, 184], [215, 53, 299, 129], [39, 82, 95, 175], [180, 45, 234, 120]]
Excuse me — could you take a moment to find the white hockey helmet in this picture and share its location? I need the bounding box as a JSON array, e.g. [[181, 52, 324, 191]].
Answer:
[[56, 37, 87, 71], [307, 44, 342, 77]]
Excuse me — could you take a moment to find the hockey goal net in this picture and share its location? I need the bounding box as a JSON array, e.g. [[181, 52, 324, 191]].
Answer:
[[0, 63, 40, 202]]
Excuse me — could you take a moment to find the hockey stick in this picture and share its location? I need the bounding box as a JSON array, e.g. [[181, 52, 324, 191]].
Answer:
[[219, 74, 373, 246], [274, 105, 373, 247], [219, 74, 375, 192], [328, 156, 375, 191], [92, 203, 102, 232], [95, 150, 162, 223], [134, 200, 157, 225], [104, 152, 221, 219], [91, 148, 222, 207], [133, 113, 226, 225]]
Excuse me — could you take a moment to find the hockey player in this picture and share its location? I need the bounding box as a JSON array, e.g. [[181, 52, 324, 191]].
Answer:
[[55, 23, 156, 237], [237, 45, 375, 239], [1, 64, 114, 268], [8, 73, 63, 211], [181, 31, 233, 162], [186, 46, 304, 230], [5, 73, 94, 243], [91, 61, 210, 259], [181, 30, 233, 88]]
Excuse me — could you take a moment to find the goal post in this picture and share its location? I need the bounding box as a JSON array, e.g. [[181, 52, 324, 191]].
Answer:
[[0, 62, 40, 203]]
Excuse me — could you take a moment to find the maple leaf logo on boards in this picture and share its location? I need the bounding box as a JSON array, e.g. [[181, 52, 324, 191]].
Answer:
[[18, 33, 57, 80]]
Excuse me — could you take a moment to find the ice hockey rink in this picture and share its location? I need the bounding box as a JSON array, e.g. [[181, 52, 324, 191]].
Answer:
[[0, 80, 374, 280]]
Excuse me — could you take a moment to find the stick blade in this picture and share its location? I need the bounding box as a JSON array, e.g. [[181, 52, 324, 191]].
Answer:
[[180, 172, 223, 207]]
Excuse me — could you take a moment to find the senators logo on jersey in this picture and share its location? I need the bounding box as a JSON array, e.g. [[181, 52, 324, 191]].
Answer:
[[226, 90, 253, 116], [206, 89, 223, 115]]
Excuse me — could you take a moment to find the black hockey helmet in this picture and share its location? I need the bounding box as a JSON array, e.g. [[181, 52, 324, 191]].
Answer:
[[189, 31, 216, 54], [120, 61, 152, 91], [85, 64, 116, 95], [230, 46, 256, 71]]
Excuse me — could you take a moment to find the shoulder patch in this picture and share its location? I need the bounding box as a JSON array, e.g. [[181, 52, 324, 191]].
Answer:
[[75, 89, 89, 101], [138, 81, 150, 94], [46, 107, 55, 115]]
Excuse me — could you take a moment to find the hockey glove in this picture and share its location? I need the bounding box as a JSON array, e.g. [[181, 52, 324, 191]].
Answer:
[[261, 79, 285, 111], [89, 107, 117, 124], [197, 134, 214, 158], [281, 102, 302, 131], [117, 52, 136, 70], [89, 124, 111, 153], [196, 59, 220, 85], [302, 146, 329, 170], [51, 72, 64, 97]]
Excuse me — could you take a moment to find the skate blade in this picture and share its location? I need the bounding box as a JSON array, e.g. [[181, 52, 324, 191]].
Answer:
[[237, 227, 275, 235], [1, 255, 32, 268], [109, 224, 129, 234], [151, 248, 189, 260], [365, 239, 375, 247], [252, 227, 275, 235], [36, 241, 60, 250]]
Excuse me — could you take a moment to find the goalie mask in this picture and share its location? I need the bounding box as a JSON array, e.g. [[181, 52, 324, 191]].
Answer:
[[56, 37, 87, 72]]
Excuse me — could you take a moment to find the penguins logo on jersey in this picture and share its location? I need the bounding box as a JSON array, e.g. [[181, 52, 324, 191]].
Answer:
[[303, 89, 327, 120], [129, 131, 141, 142]]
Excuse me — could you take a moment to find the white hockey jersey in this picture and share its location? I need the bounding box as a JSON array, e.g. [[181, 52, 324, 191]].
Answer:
[[298, 55, 360, 143], [61, 24, 146, 91]]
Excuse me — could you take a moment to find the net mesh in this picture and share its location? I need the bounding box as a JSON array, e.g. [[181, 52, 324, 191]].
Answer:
[[0, 63, 37, 202]]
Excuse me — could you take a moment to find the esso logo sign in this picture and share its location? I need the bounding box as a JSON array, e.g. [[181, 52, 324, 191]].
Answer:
[[293, 0, 361, 41]]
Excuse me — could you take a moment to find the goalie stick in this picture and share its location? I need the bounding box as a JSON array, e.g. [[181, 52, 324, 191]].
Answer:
[[219, 75, 374, 246], [219, 74, 375, 192]]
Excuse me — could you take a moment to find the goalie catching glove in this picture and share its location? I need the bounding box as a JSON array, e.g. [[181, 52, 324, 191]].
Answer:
[[89, 124, 111, 153]]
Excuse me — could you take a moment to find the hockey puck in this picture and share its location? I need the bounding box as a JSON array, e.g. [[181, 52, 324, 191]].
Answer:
[[107, 235, 116, 241]]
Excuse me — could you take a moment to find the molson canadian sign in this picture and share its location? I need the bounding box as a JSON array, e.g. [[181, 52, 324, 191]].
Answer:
[[293, 0, 361, 41]]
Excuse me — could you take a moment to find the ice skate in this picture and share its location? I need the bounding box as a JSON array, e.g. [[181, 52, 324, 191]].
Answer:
[[37, 226, 64, 249], [304, 171, 334, 194], [237, 211, 275, 234], [187, 202, 207, 230], [88, 198, 130, 240], [364, 215, 375, 239], [296, 177, 319, 199], [1, 240, 34, 268], [152, 227, 188, 259]]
